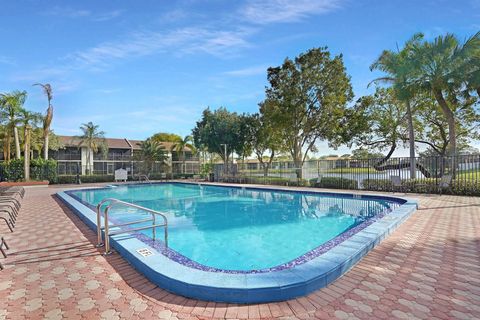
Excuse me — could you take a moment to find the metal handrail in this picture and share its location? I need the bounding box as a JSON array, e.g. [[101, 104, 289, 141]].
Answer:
[[138, 174, 150, 183], [96, 198, 168, 255]]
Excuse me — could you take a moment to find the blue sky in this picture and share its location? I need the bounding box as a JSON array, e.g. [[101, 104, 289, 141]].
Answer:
[[1, 0, 479, 155]]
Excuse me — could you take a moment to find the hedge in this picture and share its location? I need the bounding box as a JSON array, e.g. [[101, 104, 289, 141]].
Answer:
[[0, 159, 57, 182], [309, 177, 358, 189], [240, 176, 309, 186], [365, 178, 480, 196]]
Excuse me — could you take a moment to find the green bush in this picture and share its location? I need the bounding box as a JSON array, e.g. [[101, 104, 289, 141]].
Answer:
[[0, 158, 57, 182], [56, 175, 77, 184], [310, 177, 358, 189], [55, 175, 114, 184], [0, 159, 24, 182], [30, 159, 58, 183], [242, 176, 309, 187], [364, 178, 480, 196], [172, 173, 196, 179]]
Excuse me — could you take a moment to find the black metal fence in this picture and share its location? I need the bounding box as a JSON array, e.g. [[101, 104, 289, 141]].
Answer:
[[0, 161, 199, 184], [214, 154, 480, 196]]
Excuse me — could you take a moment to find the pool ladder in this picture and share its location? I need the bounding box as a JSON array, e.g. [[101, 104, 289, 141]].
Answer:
[[96, 198, 168, 255], [138, 175, 151, 183]]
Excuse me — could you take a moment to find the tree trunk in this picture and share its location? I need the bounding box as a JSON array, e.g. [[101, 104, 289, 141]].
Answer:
[[24, 126, 31, 181], [14, 127, 21, 159], [292, 139, 303, 179], [43, 132, 49, 160], [405, 99, 416, 179], [433, 89, 456, 176], [183, 150, 186, 174], [4, 136, 10, 162]]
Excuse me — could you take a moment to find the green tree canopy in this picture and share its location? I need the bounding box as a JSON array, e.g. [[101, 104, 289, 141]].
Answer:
[[408, 31, 480, 158], [263, 47, 354, 178], [192, 107, 245, 161], [77, 122, 107, 174], [151, 132, 182, 143], [136, 138, 167, 176], [348, 87, 407, 163], [413, 92, 480, 157], [171, 135, 195, 174]]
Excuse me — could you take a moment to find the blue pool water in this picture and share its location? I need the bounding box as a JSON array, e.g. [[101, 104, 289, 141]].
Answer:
[[69, 183, 402, 271]]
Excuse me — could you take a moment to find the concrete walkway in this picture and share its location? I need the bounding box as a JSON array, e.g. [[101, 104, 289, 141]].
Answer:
[[0, 185, 479, 319]]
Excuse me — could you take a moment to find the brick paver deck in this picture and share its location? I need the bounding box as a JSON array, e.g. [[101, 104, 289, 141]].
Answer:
[[1, 185, 479, 319]]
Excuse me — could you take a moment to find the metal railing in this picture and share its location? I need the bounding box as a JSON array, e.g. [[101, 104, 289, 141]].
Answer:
[[138, 174, 150, 183], [213, 154, 480, 196], [96, 198, 168, 255]]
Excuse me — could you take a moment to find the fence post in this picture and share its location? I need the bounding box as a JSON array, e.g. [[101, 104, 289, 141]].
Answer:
[[367, 158, 370, 190]]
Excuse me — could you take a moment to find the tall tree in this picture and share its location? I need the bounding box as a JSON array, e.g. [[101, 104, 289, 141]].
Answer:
[[264, 47, 354, 178], [0, 91, 27, 161], [18, 109, 42, 179], [171, 135, 195, 174], [370, 34, 422, 178], [77, 122, 106, 174], [192, 107, 244, 174], [33, 83, 53, 160], [408, 32, 480, 160], [234, 114, 254, 166], [246, 103, 282, 176]]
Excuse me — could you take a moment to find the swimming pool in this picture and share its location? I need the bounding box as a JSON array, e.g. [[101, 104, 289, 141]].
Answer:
[[58, 182, 417, 303]]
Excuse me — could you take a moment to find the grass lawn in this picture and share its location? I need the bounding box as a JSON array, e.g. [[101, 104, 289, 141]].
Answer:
[[322, 167, 376, 173], [456, 169, 480, 180]]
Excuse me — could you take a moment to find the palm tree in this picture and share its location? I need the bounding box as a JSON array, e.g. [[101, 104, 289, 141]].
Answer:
[[171, 135, 195, 174], [77, 122, 106, 175], [370, 34, 422, 179], [138, 138, 167, 177], [33, 83, 53, 160], [0, 91, 27, 161], [408, 32, 480, 159], [19, 110, 42, 180]]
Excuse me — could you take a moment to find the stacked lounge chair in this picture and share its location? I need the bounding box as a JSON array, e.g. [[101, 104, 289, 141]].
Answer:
[[0, 186, 24, 270]]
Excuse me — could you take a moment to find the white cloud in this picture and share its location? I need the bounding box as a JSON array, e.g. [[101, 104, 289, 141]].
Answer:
[[43, 6, 122, 22], [0, 55, 15, 65], [43, 6, 91, 18], [241, 0, 343, 24], [93, 10, 124, 22], [70, 27, 252, 69], [11, 26, 253, 82], [224, 65, 268, 76]]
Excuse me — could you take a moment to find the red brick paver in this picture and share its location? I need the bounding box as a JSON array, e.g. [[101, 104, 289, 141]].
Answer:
[[0, 186, 479, 319]]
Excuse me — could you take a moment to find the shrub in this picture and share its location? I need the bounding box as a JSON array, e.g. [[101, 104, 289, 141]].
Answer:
[[0, 159, 24, 181], [364, 178, 480, 196], [242, 176, 309, 186], [310, 177, 358, 189], [30, 159, 58, 183], [0, 158, 57, 182], [55, 175, 114, 184]]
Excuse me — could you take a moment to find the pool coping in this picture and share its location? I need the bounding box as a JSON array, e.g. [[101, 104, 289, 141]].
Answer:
[[56, 182, 418, 303]]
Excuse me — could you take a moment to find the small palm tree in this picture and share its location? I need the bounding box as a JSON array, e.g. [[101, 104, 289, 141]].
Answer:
[[0, 91, 27, 161], [77, 122, 106, 175], [171, 135, 195, 174], [33, 83, 53, 160], [138, 138, 167, 177]]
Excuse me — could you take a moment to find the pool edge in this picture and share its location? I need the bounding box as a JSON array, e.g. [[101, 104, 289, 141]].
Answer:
[[56, 185, 417, 303]]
